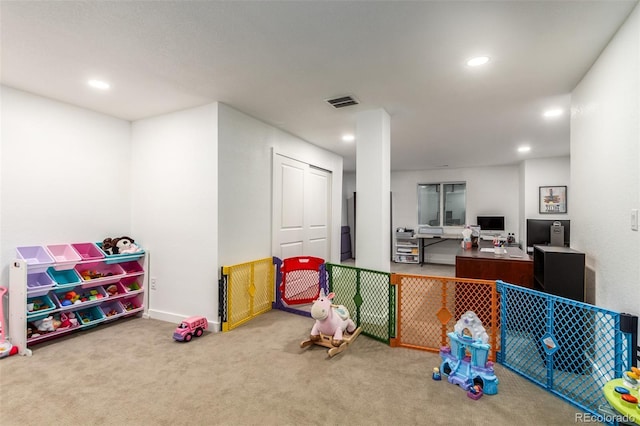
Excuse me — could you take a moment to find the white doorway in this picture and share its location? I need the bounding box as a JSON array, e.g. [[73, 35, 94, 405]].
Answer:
[[272, 154, 331, 261]]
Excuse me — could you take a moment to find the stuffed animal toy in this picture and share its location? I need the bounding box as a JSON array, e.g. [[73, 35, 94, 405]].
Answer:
[[115, 236, 141, 254], [309, 289, 357, 347], [102, 236, 142, 255], [102, 238, 115, 255]]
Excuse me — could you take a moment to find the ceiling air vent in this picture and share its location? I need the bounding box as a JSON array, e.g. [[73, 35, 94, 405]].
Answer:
[[326, 95, 359, 109]]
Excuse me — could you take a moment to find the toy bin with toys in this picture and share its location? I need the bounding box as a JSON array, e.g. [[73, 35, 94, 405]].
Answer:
[[45, 243, 81, 271], [121, 295, 143, 315], [120, 276, 143, 294], [96, 240, 145, 264], [100, 301, 126, 320], [75, 262, 125, 286], [47, 267, 82, 291], [51, 286, 108, 309], [16, 245, 55, 273], [26, 271, 56, 297], [118, 260, 144, 276], [27, 311, 82, 343], [103, 282, 127, 298], [70, 242, 105, 261], [26, 294, 56, 318], [75, 306, 106, 328]]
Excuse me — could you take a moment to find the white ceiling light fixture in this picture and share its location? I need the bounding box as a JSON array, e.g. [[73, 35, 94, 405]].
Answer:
[[518, 146, 531, 153], [543, 108, 563, 118], [466, 56, 490, 67], [88, 79, 111, 90], [342, 134, 355, 143]]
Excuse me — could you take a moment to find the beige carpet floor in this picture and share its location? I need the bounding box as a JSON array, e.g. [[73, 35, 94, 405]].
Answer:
[[0, 309, 593, 426]]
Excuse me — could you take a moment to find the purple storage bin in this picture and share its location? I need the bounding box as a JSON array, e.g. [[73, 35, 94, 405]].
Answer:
[[16, 245, 55, 273], [46, 244, 82, 270], [70, 242, 105, 261], [26, 271, 55, 297], [101, 301, 126, 320]]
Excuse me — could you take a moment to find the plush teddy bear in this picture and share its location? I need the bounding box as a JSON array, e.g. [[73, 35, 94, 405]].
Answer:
[[115, 236, 141, 254], [102, 237, 117, 255], [102, 236, 141, 255]]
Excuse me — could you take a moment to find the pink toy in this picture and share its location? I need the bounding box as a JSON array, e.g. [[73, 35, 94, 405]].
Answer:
[[173, 316, 208, 342], [301, 289, 362, 357]]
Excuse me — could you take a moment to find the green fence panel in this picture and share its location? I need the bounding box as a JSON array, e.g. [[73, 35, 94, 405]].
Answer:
[[326, 263, 395, 344]]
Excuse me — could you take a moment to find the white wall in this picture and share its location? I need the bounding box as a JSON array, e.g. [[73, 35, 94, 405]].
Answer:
[[218, 103, 343, 266], [0, 86, 132, 287], [571, 3, 639, 323], [131, 103, 219, 327], [346, 164, 575, 263], [391, 165, 520, 237], [520, 156, 571, 247]]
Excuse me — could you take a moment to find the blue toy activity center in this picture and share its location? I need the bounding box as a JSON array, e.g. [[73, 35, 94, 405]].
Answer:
[[440, 311, 499, 397]]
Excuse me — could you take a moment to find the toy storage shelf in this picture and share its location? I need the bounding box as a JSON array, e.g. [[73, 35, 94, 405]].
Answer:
[[9, 243, 148, 356], [394, 231, 419, 264]]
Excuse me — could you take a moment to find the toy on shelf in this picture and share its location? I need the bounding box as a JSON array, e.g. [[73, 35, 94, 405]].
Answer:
[[102, 236, 142, 255], [300, 289, 362, 357], [439, 311, 499, 398]]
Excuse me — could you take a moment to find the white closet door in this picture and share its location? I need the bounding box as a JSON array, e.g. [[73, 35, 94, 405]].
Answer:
[[273, 154, 331, 261]]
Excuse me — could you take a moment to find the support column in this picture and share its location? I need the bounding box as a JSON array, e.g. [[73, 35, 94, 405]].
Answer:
[[355, 109, 391, 272]]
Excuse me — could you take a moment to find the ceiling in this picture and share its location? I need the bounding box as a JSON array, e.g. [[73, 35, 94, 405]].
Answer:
[[1, 1, 637, 172]]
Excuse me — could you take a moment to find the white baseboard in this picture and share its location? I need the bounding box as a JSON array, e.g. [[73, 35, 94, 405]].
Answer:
[[146, 309, 221, 333]]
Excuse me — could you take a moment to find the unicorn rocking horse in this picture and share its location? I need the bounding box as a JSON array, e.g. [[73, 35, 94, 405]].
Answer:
[[300, 289, 362, 357]]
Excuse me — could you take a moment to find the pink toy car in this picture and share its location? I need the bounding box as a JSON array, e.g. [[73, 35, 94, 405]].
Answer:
[[173, 316, 208, 342]]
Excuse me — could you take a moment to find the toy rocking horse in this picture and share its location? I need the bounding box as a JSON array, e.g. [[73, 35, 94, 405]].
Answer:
[[300, 289, 362, 357]]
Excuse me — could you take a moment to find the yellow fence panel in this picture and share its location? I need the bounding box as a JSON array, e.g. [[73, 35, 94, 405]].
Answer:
[[221, 257, 275, 332]]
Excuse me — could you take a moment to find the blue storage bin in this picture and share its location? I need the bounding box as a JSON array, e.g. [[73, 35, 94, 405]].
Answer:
[[75, 306, 106, 328], [26, 294, 56, 319], [96, 242, 145, 264], [47, 267, 82, 290]]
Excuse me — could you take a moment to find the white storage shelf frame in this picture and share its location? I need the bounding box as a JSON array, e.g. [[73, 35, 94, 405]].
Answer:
[[9, 249, 149, 356], [395, 233, 420, 264]]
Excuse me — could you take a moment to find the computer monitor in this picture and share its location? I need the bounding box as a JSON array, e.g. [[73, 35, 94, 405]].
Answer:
[[526, 219, 570, 252], [476, 216, 505, 232]]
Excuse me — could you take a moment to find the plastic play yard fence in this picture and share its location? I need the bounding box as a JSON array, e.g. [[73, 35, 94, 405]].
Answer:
[[272, 256, 328, 317], [325, 263, 395, 344], [219, 257, 636, 421], [388, 272, 500, 361], [497, 281, 637, 420], [219, 257, 275, 331]]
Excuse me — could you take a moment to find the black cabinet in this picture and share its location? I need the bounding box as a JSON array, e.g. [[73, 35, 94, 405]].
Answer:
[[533, 245, 585, 302]]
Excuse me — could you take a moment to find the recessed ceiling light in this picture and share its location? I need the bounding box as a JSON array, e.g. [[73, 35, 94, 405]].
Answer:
[[518, 146, 531, 153], [342, 134, 355, 142], [466, 56, 490, 67], [88, 79, 110, 90], [543, 108, 563, 118]]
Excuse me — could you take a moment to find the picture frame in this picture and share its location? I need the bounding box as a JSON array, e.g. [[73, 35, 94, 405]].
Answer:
[[539, 186, 567, 214]]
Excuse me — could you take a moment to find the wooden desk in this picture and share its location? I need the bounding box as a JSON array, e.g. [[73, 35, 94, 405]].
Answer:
[[455, 244, 533, 288]]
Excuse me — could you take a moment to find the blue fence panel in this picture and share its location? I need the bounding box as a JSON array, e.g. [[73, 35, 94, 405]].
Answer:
[[497, 281, 634, 420]]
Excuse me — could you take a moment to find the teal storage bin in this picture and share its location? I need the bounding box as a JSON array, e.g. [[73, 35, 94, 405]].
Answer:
[[27, 294, 56, 319], [75, 306, 105, 328], [96, 242, 145, 264], [47, 267, 82, 291]]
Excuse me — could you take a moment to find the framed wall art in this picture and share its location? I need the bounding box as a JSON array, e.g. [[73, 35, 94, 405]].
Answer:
[[539, 186, 567, 214]]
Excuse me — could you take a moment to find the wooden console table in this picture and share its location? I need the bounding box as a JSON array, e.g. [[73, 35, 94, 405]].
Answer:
[[455, 244, 533, 288]]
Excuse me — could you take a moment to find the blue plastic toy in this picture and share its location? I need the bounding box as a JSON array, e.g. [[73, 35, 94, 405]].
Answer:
[[439, 311, 499, 397]]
